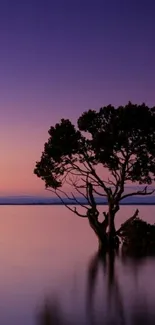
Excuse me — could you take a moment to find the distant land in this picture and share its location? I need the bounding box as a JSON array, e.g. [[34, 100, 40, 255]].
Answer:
[[0, 195, 155, 205]]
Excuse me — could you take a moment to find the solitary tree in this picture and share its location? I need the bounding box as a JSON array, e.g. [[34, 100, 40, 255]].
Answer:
[[34, 103, 155, 250]]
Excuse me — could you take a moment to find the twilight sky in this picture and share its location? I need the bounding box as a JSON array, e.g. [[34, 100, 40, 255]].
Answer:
[[0, 0, 155, 195]]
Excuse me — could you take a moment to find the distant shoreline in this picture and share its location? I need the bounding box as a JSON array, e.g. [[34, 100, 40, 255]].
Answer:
[[0, 203, 155, 206]]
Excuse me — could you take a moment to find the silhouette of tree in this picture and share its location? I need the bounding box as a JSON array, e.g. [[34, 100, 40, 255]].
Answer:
[[86, 250, 125, 325], [34, 102, 155, 249]]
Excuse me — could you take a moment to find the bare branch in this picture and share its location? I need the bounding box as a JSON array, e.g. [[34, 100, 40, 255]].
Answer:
[[81, 176, 98, 186], [80, 175, 107, 197], [116, 209, 139, 235], [74, 207, 88, 217], [80, 151, 110, 195], [115, 153, 130, 200], [70, 191, 89, 210], [73, 182, 92, 206], [120, 186, 155, 201], [93, 187, 107, 197], [80, 158, 92, 172], [57, 188, 89, 210], [70, 161, 90, 175], [46, 188, 87, 218]]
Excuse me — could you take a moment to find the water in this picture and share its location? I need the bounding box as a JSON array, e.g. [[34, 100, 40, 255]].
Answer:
[[0, 205, 155, 325]]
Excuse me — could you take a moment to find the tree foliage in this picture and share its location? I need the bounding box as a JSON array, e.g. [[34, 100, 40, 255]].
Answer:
[[34, 103, 155, 220]]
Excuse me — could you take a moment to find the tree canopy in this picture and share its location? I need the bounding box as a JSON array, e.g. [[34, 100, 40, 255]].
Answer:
[[34, 103, 155, 214]]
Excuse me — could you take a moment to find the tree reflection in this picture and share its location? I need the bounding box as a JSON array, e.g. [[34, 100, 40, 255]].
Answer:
[[36, 298, 68, 325], [36, 251, 155, 325], [86, 249, 155, 325], [86, 249, 125, 325]]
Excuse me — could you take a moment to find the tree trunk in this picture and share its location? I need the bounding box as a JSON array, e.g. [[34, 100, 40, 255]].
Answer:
[[107, 203, 119, 249], [87, 210, 108, 250], [87, 208, 119, 251], [86, 184, 119, 250], [108, 211, 116, 236], [91, 221, 108, 250]]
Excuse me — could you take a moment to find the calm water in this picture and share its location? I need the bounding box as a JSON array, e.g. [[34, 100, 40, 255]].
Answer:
[[0, 205, 155, 325]]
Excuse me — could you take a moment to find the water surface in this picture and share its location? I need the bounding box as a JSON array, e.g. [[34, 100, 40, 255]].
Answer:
[[0, 205, 155, 324]]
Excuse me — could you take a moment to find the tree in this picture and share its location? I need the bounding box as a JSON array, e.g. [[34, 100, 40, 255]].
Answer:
[[34, 102, 155, 250]]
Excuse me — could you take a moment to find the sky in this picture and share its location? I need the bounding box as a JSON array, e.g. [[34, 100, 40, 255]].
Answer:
[[0, 0, 155, 195]]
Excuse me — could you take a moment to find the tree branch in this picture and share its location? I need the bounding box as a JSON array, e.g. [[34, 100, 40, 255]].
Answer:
[[93, 187, 107, 197], [120, 186, 155, 201], [116, 209, 139, 235], [82, 152, 110, 195], [57, 188, 89, 210], [73, 182, 92, 206], [115, 153, 130, 200], [46, 188, 87, 217], [70, 191, 89, 209]]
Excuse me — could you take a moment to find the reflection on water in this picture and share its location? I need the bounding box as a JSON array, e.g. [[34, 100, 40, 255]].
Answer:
[[37, 252, 155, 325], [86, 250, 155, 325], [37, 298, 68, 325], [0, 206, 155, 324]]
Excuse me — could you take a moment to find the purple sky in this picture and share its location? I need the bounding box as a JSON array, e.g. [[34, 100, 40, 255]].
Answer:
[[0, 0, 155, 195]]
